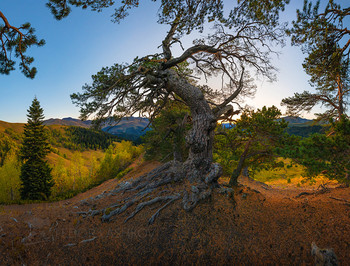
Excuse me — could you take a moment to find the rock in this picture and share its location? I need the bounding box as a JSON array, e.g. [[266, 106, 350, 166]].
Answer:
[[80, 200, 91, 206], [311, 242, 338, 266], [95, 194, 104, 199]]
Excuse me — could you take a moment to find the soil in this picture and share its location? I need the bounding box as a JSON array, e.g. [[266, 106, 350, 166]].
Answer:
[[0, 160, 349, 265]]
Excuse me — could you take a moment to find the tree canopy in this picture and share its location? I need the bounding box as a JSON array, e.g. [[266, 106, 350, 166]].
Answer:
[[0, 11, 45, 78], [70, 0, 289, 125], [65, 1, 289, 187], [281, 115, 350, 184], [142, 101, 190, 162], [282, 0, 350, 121], [214, 106, 288, 186]]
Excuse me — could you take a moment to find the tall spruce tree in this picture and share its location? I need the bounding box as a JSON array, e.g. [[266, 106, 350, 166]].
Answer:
[[20, 97, 53, 200]]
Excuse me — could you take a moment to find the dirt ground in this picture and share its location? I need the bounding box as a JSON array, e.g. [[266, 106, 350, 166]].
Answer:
[[0, 161, 349, 265]]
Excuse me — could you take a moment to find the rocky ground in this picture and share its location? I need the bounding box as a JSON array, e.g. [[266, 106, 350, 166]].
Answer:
[[0, 161, 349, 265]]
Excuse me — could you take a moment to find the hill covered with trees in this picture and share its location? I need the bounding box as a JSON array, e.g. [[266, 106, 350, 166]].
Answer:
[[43, 117, 150, 144], [0, 120, 143, 203]]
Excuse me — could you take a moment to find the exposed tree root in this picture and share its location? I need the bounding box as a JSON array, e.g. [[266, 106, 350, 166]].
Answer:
[[125, 194, 181, 224], [295, 185, 330, 198], [77, 161, 224, 224], [329, 196, 350, 206], [295, 192, 314, 198]]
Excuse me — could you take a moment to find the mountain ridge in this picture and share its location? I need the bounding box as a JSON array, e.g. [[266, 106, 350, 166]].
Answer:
[[43, 117, 150, 142]]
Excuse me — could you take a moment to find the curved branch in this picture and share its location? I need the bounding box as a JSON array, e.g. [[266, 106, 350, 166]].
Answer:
[[164, 44, 221, 69], [212, 66, 245, 118], [0, 11, 44, 78], [162, 15, 182, 60]]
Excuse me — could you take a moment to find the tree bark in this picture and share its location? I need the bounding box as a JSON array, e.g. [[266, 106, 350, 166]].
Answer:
[[336, 74, 344, 119], [164, 69, 219, 182]]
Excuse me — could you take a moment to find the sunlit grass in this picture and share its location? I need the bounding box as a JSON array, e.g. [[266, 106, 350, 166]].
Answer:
[[0, 141, 143, 204], [253, 158, 338, 189], [253, 158, 304, 183]]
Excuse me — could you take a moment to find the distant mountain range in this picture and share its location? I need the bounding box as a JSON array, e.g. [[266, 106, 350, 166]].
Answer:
[[279, 116, 312, 124], [102, 117, 150, 142], [44, 117, 150, 143], [220, 116, 327, 137], [44, 117, 91, 127], [221, 116, 313, 128], [43, 115, 323, 141]]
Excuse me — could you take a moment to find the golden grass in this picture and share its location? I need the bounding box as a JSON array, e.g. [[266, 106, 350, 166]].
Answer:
[[252, 158, 338, 189]]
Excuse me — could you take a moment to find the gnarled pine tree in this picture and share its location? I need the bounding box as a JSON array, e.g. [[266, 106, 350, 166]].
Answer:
[[3, 0, 289, 221], [20, 97, 53, 200], [69, 0, 289, 220]]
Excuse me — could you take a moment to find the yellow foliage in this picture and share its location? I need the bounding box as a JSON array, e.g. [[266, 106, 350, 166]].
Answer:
[[0, 151, 21, 203], [0, 140, 142, 203]]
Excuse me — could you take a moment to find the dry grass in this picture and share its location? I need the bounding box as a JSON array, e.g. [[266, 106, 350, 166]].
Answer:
[[0, 161, 349, 265], [252, 158, 339, 189]]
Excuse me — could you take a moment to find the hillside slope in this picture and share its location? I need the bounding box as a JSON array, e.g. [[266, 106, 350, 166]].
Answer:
[[0, 120, 120, 203], [0, 161, 349, 265], [0, 120, 24, 134]]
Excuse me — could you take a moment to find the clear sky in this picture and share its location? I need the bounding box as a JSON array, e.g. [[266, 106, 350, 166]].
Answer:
[[0, 0, 345, 123]]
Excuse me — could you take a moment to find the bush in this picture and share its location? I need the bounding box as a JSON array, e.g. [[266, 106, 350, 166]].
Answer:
[[0, 151, 21, 203], [97, 141, 143, 181]]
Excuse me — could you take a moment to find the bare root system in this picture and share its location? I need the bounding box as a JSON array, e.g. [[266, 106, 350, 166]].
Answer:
[[77, 161, 224, 224]]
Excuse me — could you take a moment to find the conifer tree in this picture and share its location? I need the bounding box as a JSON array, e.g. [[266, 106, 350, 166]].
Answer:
[[282, 0, 350, 121], [20, 97, 53, 200]]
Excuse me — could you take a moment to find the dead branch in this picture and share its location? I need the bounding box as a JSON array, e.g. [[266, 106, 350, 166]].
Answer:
[[329, 196, 350, 203], [80, 237, 97, 244], [295, 192, 313, 198]]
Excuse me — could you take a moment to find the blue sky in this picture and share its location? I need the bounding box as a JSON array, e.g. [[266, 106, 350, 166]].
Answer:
[[0, 0, 344, 122]]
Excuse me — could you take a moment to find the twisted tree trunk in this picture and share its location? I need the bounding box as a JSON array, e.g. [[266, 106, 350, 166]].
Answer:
[[165, 69, 221, 183]]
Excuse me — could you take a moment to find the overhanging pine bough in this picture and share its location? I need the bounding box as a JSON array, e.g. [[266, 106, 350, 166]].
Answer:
[[0, 11, 45, 78]]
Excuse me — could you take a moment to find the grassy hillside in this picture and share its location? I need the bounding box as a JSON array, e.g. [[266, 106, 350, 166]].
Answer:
[[0, 120, 25, 133], [0, 121, 143, 203]]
